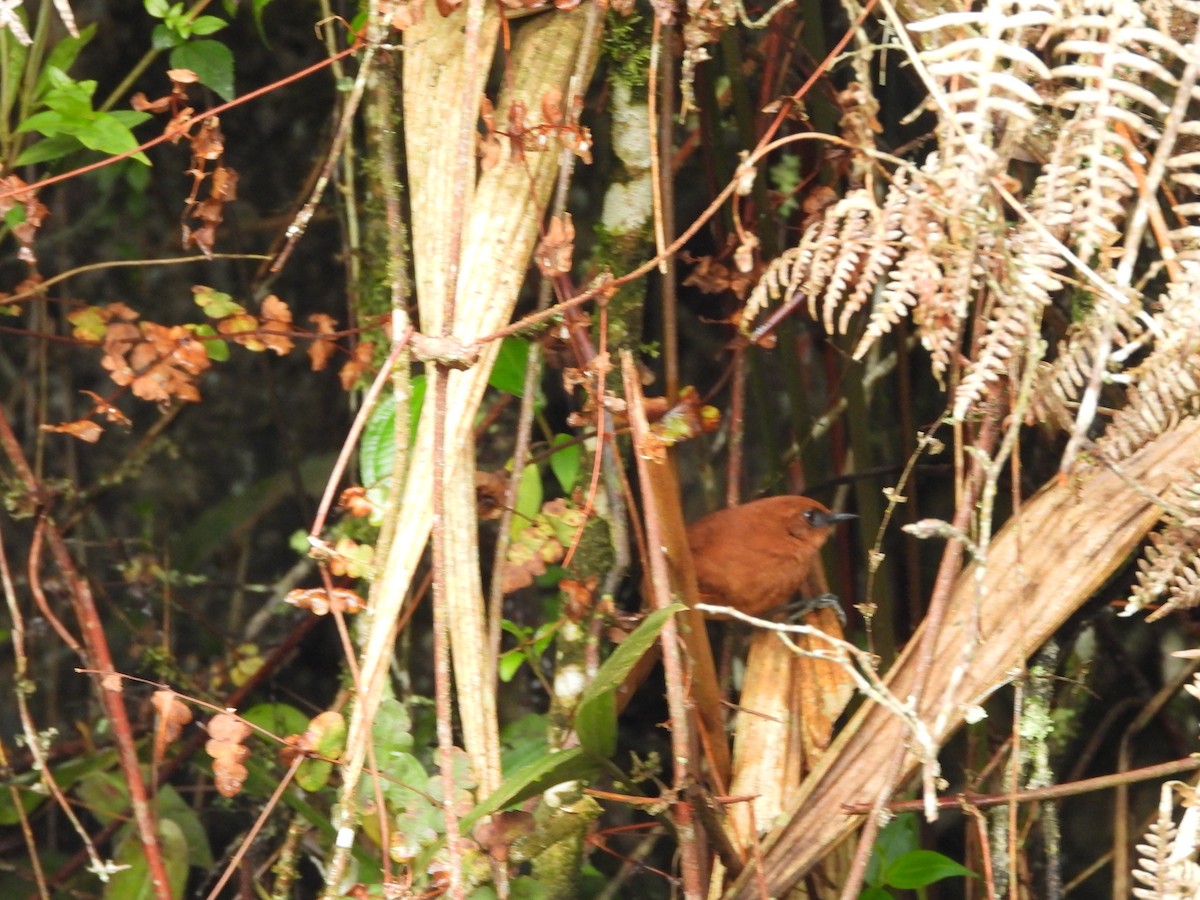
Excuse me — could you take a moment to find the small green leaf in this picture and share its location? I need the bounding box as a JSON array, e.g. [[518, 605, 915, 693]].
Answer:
[[498, 649, 525, 682], [189, 15, 228, 36], [170, 40, 235, 101], [187, 324, 229, 361], [295, 711, 347, 792], [574, 604, 685, 756], [883, 850, 975, 890], [489, 337, 532, 397], [151, 22, 181, 50], [460, 747, 599, 834], [512, 464, 542, 539], [15, 134, 79, 166], [73, 114, 150, 163], [549, 434, 580, 493], [144, 0, 170, 18], [40, 24, 97, 92], [192, 284, 244, 318]]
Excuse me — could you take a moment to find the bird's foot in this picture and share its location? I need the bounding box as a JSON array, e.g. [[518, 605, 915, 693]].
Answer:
[[776, 593, 846, 627]]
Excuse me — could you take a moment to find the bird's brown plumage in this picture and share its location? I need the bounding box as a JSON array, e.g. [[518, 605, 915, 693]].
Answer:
[[686, 495, 854, 617]]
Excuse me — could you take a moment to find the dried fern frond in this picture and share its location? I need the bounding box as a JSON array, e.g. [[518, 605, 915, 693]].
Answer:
[[1124, 474, 1200, 621], [1133, 782, 1200, 900]]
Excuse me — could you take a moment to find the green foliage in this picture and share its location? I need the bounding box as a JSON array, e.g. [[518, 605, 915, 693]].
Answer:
[[862, 813, 976, 897], [490, 337, 535, 399], [463, 604, 685, 832], [16, 66, 150, 166], [549, 433, 580, 493], [499, 619, 557, 682], [144, 0, 235, 100], [769, 154, 802, 218]]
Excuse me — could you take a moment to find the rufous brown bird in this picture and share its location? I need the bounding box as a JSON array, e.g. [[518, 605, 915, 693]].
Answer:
[[686, 495, 856, 618]]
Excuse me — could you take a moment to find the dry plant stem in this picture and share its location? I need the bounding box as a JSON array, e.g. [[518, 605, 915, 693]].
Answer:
[[621, 351, 705, 898], [308, 334, 409, 541], [658, 22, 679, 402], [335, 4, 600, 856], [204, 755, 306, 900], [270, 15, 386, 274], [0, 526, 81, 896], [1112, 656, 1200, 897], [722, 416, 1200, 898], [0, 408, 171, 899]]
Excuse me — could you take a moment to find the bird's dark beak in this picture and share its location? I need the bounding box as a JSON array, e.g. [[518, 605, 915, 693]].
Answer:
[[810, 510, 857, 528]]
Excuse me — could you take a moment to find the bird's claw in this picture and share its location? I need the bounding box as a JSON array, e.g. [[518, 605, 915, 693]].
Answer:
[[777, 593, 846, 627]]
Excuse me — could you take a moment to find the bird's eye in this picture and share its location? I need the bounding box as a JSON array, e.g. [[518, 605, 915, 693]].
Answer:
[[803, 509, 817, 526]]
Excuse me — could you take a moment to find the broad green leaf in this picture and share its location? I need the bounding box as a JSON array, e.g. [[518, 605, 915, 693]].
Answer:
[[15, 134, 80, 166], [459, 746, 599, 834], [76, 770, 130, 824], [295, 711, 346, 792], [489, 337, 531, 397], [17, 109, 68, 136], [512, 463, 542, 539], [376, 750, 430, 809], [498, 648, 525, 683], [154, 784, 214, 868], [500, 713, 549, 775], [104, 818, 188, 900], [574, 604, 685, 756], [144, 0, 170, 17], [883, 850, 975, 889], [170, 40, 235, 101], [867, 812, 918, 886], [73, 114, 150, 164], [372, 695, 414, 758], [858, 888, 893, 900], [549, 433, 580, 493], [242, 702, 309, 740], [151, 22, 181, 50]]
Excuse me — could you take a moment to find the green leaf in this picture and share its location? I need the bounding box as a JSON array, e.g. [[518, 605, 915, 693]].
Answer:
[[40, 23, 97, 92], [460, 746, 600, 834], [105, 818, 188, 900], [295, 711, 347, 792], [189, 15, 228, 36], [883, 850, 975, 889], [512, 463, 542, 539], [17, 109, 68, 136], [574, 604, 685, 757], [252, 0, 276, 40], [857, 887, 894, 900], [371, 695, 414, 758], [170, 40, 235, 101], [192, 284, 244, 318], [186, 324, 229, 361], [498, 648, 525, 683], [15, 134, 78, 166], [489, 337, 531, 397], [549, 434, 580, 493], [241, 702, 309, 739], [76, 770, 131, 824], [151, 22, 181, 50], [154, 784, 214, 868], [73, 114, 151, 164], [144, 0, 170, 18], [867, 812, 918, 886]]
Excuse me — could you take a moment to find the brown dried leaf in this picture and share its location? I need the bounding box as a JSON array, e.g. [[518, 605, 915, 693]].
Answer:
[[536, 213, 575, 277], [308, 313, 338, 371], [259, 294, 294, 355], [40, 419, 103, 443], [339, 341, 375, 390]]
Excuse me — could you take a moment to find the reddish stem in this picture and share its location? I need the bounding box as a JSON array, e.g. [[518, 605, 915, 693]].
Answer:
[[0, 407, 172, 899]]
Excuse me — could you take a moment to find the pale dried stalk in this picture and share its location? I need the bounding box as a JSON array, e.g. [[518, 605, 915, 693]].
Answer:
[[331, 3, 603, 879], [723, 416, 1200, 898]]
